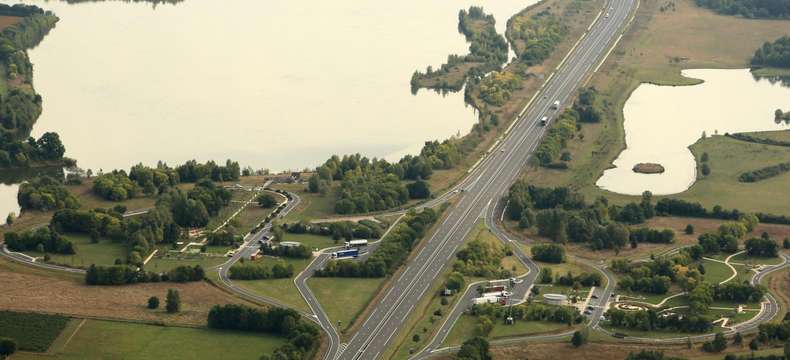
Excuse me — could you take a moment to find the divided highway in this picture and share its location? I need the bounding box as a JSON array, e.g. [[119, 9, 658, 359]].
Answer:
[[338, 1, 637, 359]]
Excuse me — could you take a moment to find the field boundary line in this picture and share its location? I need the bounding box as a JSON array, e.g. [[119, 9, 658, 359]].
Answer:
[[59, 318, 86, 352]]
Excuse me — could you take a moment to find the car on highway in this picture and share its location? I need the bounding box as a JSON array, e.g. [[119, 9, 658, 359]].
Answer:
[[591, 294, 599, 299], [584, 310, 592, 315], [540, 116, 549, 126]]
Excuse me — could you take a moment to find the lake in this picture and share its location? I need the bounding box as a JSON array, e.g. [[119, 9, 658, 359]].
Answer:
[[596, 68, 790, 195], [0, 0, 534, 222]]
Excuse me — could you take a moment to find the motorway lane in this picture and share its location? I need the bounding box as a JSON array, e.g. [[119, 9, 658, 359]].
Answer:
[[411, 200, 540, 359], [338, 1, 636, 359]]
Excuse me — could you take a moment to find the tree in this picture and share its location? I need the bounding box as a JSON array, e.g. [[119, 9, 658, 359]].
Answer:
[[5, 212, 14, 226], [148, 296, 160, 309], [457, 337, 491, 360], [412, 334, 420, 342], [571, 329, 587, 347], [701, 163, 711, 176], [406, 180, 431, 199], [685, 224, 694, 235], [749, 337, 759, 350], [257, 193, 277, 208], [784, 340, 790, 360], [445, 271, 465, 291], [166, 289, 180, 313], [783, 237, 790, 249], [0, 337, 16, 357], [475, 316, 494, 337], [702, 332, 727, 352], [733, 332, 742, 345]]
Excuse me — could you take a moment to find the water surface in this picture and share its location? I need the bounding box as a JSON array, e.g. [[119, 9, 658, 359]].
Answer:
[[597, 69, 790, 195]]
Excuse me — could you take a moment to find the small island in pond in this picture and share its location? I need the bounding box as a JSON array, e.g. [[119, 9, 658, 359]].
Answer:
[[632, 162, 665, 174]]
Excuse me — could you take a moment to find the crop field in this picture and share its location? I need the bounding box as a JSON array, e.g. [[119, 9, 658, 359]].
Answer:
[[14, 319, 286, 360], [0, 311, 69, 352]]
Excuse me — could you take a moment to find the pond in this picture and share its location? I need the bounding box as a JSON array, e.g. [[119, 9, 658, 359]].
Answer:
[[0, 0, 534, 223], [596, 68, 790, 195]]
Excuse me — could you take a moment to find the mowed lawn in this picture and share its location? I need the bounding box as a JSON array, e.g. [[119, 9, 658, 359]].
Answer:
[[25, 234, 127, 268], [307, 277, 385, 332], [273, 183, 338, 222], [14, 320, 286, 360], [701, 258, 735, 284], [234, 257, 313, 313]]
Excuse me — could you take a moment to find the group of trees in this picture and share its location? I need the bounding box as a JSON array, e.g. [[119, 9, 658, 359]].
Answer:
[[477, 70, 522, 106], [530, 243, 565, 263], [410, 7, 508, 92], [453, 237, 511, 278], [534, 108, 579, 166], [508, 182, 675, 252], [553, 270, 603, 287], [175, 159, 240, 183], [696, 217, 759, 255], [314, 208, 439, 277], [207, 304, 320, 360], [612, 248, 704, 294], [696, 0, 790, 19], [3, 227, 74, 254], [92, 171, 141, 201], [0, 131, 66, 167], [728, 132, 790, 147], [507, 9, 568, 65], [17, 176, 80, 211], [228, 261, 294, 280], [84, 264, 204, 285], [166, 180, 231, 227], [745, 236, 780, 257], [606, 308, 713, 333], [456, 337, 492, 360]]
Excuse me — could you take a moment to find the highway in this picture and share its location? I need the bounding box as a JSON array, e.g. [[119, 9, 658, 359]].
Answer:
[[337, 1, 637, 358]]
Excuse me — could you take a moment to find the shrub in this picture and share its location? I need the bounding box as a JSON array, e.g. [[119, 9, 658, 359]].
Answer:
[[147, 296, 160, 309]]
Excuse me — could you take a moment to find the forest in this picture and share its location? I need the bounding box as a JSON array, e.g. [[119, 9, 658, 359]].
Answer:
[[752, 36, 790, 68], [506, 8, 568, 65]]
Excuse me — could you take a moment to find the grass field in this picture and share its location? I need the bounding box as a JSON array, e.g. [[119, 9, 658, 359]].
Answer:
[[518, 0, 790, 216], [701, 258, 735, 284], [23, 233, 127, 268], [66, 180, 156, 213], [307, 277, 385, 333], [0, 311, 69, 352], [281, 232, 339, 251], [234, 257, 312, 313], [14, 319, 286, 360], [144, 252, 227, 273], [273, 183, 338, 222], [443, 314, 577, 347], [677, 134, 790, 215], [765, 267, 789, 323]]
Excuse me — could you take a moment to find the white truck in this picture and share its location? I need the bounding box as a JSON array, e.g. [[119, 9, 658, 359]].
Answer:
[[540, 116, 549, 126], [472, 296, 501, 305], [551, 100, 560, 110]]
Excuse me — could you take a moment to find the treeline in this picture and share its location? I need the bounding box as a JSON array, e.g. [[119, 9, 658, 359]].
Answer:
[[472, 302, 582, 325], [606, 308, 713, 333], [739, 161, 790, 183], [697, 217, 759, 255], [535, 109, 578, 166], [507, 182, 674, 252], [260, 244, 312, 259], [696, 0, 790, 19], [17, 176, 80, 211], [91, 160, 238, 201], [314, 208, 440, 278], [0, 5, 63, 168], [654, 197, 790, 225], [752, 36, 790, 67], [410, 6, 508, 92], [207, 304, 319, 360], [85, 264, 204, 285], [3, 227, 74, 254], [506, 9, 568, 65], [284, 219, 384, 241], [727, 132, 790, 147], [453, 237, 511, 278], [228, 262, 294, 280]]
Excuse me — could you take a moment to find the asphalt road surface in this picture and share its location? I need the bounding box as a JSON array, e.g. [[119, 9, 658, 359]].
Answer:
[[337, 1, 637, 358]]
